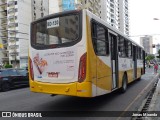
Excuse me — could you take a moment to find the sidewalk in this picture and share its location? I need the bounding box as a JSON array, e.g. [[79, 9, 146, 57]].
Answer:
[[147, 69, 160, 120]]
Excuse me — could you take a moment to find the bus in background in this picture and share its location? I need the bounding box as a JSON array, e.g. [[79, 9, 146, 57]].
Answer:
[[29, 9, 145, 97]]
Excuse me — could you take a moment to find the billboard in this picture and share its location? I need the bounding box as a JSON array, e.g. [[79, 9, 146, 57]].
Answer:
[[62, 0, 75, 11]]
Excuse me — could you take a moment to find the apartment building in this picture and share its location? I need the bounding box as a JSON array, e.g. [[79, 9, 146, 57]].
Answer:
[[0, 0, 8, 65], [118, 0, 129, 35], [32, 0, 49, 20], [53, 0, 129, 35], [7, 0, 32, 68], [140, 36, 153, 54], [49, 0, 59, 14], [0, 0, 32, 68], [79, 0, 129, 35], [0, 0, 49, 68]]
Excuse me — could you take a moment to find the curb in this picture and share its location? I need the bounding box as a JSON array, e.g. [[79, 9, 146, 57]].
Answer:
[[147, 73, 160, 120]]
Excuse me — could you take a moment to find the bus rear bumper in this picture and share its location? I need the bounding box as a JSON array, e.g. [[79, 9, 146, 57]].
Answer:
[[30, 81, 92, 97]]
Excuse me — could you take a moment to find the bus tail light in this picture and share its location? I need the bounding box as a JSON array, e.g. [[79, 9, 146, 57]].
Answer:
[[29, 57, 34, 81], [78, 53, 87, 83]]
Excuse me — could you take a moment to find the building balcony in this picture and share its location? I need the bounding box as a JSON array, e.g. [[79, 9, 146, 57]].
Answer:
[[0, 35, 7, 39], [10, 55, 20, 61], [94, 5, 100, 11], [2, 57, 9, 62], [0, 3, 7, 7], [0, 17, 7, 23], [10, 48, 19, 52], [8, 37, 18, 42], [0, 30, 7, 35], [0, 16, 7, 20], [8, 1, 17, 7], [0, 21, 7, 25], [88, 7, 93, 12], [110, 0, 114, 4], [0, 22, 7, 28], [0, 19, 7, 25], [0, 11, 7, 16], [8, 8, 17, 14], [8, 15, 17, 21], [9, 44, 18, 49], [8, 30, 17, 34], [0, 9, 7, 15], [0, 0, 7, 2], [2, 43, 7, 47], [8, 22, 18, 28], [9, 51, 18, 56], [2, 38, 7, 42], [2, 48, 8, 53]]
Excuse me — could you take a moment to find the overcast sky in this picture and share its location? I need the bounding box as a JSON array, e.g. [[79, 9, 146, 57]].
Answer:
[[129, 0, 160, 45]]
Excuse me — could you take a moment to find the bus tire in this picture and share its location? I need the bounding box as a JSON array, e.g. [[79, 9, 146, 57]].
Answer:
[[2, 82, 10, 92], [121, 74, 127, 93]]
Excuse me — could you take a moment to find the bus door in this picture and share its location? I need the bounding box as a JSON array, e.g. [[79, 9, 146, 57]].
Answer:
[[109, 32, 118, 90], [133, 45, 137, 79]]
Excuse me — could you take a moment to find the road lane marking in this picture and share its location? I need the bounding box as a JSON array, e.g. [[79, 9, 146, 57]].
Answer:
[[116, 74, 159, 120]]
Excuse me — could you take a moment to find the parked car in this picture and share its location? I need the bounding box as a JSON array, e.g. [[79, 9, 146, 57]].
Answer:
[[0, 68, 29, 92]]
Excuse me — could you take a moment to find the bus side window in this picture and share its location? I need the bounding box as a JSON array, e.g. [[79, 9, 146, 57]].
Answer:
[[91, 21, 108, 56], [128, 41, 132, 58], [137, 47, 140, 59], [124, 39, 128, 57], [118, 36, 126, 57], [96, 25, 107, 55]]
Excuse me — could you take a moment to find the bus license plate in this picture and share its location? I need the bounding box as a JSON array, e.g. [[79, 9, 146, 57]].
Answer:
[[47, 18, 59, 28]]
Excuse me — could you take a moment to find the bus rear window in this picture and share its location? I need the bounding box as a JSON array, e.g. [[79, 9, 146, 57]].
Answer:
[[31, 13, 81, 49]]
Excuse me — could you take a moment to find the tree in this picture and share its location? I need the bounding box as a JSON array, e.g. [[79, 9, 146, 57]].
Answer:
[[156, 49, 160, 59], [145, 55, 155, 62], [4, 64, 12, 68]]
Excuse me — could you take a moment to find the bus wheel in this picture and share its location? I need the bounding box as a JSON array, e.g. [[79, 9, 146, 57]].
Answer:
[[2, 82, 10, 92], [121, 74, 127, 93]]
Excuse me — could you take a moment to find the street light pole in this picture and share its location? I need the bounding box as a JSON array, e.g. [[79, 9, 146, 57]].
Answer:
[[153, 18, 160, 58], [153, 18, 160, 20]]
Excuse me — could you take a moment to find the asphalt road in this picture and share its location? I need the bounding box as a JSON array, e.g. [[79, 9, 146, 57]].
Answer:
[[0, 67, 158, 120]]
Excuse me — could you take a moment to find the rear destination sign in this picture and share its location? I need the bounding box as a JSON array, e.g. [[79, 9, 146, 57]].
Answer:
[[47, 18, 59, 28]]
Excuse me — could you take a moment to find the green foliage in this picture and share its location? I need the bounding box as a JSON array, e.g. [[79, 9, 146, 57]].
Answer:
[[145, 55, 155, 61], [4, 64, 12, 68]]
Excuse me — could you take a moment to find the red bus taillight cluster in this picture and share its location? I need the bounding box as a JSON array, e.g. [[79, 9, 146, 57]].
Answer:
[[78, 53, 87, 83], [29, 57, 34, 81]]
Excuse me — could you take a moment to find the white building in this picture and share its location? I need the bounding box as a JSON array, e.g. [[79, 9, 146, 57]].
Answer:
[[0, 0, 9, 65], [118, 0, 129, 35], [77, 0, 129, 35], [32, 0, 49, 20], [0, 0, 49, 68], [140, 36, 153, 54], [49, 0, 59, 14], [7, 0, 32, 68]]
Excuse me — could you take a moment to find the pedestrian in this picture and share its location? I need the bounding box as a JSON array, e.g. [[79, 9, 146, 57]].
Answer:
[[154, 63, 158, 73]]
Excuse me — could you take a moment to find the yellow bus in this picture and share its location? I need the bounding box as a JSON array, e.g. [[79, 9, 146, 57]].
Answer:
[[29, 9, 145, 97]]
